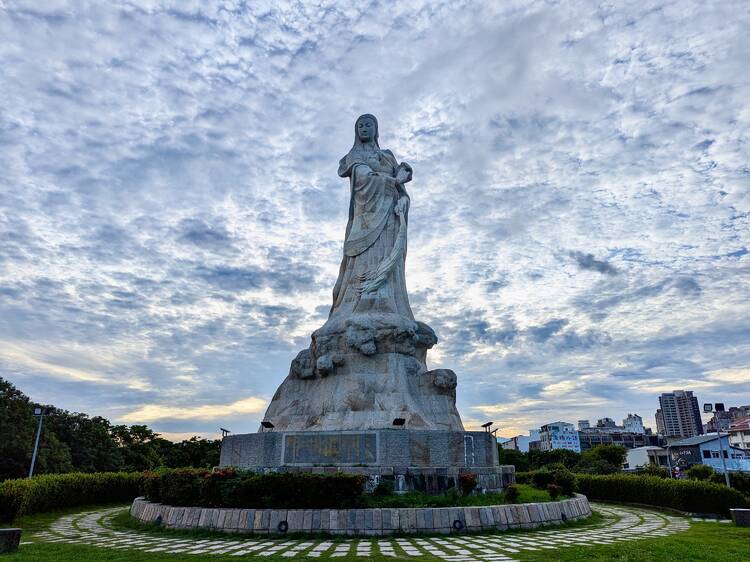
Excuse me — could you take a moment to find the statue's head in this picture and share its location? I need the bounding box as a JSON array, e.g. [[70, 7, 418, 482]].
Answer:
[[355, 114, 379, 146]]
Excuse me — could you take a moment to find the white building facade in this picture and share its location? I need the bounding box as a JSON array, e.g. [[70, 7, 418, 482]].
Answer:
[[623, 413, 645, 434], [539, 422, 581, 453], [728, 418, 750, 451]]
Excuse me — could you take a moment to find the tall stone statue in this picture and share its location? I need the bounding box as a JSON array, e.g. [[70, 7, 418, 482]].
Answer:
[[262, 114, 464, 432], [221, 115, 513, 494]]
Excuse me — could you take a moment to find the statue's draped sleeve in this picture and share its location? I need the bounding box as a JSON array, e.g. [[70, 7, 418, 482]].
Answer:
[[337, 150, 399, 257]]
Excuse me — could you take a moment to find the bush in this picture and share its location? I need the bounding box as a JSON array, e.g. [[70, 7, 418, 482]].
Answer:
[[710, 472, 750, 497], [531, 465, 576, 496], [575, 457, 619, 475], [373, 478, 394, 497], [200, 468, 236, 507], [686, 464, 714, 481], [547, 484, 562, 500], [0, 472, 142, 523], [504, 484, 520, 503], [159, 468, 208, 506], [514, 471, 532, 484], [528, 449, 581, 470], [458, 472, 478, 496], [576, 474, 749, 516], [497, 448, 530, 472], [141, 469, 366, 509], [641, 463, 670, 479]]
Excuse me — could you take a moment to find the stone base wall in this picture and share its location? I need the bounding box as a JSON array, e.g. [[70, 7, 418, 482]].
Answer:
[[130, 495, 591, 535], [220, 429, 514, 493]]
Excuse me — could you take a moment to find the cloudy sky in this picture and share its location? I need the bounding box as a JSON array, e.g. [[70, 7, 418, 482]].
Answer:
[[1, 0, 749, 440]]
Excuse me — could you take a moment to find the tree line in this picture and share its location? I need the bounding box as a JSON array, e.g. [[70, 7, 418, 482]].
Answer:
[[498, 444, 628, 474], [0, 377, 220, 481]]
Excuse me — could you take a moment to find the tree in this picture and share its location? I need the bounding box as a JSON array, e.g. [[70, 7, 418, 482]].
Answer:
[[528, 448, 581, 470], [590, 444, 627, 467], [576, 444, 628, 474], [1, 376, 223, 476], [43, 411, 122, 473], [0, 378, 37, 479], [687, 464, 714, 481], [497, 447, 530, 472]]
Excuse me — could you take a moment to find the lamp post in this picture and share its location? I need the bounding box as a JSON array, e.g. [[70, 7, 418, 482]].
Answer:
[[704, 403, 730, 487], [28, 407, 45, 478]]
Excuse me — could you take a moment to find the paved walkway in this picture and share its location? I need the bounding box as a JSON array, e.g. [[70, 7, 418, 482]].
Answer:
[[31, 503, 689, 560]]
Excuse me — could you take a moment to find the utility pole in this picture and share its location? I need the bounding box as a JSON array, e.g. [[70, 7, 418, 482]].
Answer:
[[715, 425, 731, 487], [704, 403, 731, 487], [29, 407, 45, 478]]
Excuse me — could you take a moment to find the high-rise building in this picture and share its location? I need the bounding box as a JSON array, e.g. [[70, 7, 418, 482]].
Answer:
[[596, 417, 617, 428], [656, 390, 703, 438], [656, 408, 665, 435], [623, 413, 645, 434], [578, 419, 590, 430]]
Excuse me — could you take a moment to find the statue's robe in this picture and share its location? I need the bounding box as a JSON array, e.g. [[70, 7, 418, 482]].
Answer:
[[320, 147, 413, 334]]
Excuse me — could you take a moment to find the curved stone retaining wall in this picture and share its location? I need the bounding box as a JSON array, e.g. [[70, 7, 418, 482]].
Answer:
[[129, 494, 591, 536]]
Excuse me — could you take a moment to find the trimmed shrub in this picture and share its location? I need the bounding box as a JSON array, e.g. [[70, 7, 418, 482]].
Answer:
[[710, 472, 750, 497], [458, 472, 477, 496], [531, 465, 576, 496], [200, 468, 235, 507], [504, 484, 520, 503], [547, 484, 562, 500], [141, 469, 366, 509], [373, 478, 394, 497], [0, 472, 142, 523], [641, 464, 670, 479], [686, 464, 714, 481], [576, 474, 749, 516], [159, 468, 208, 506], [513, 471, 531, 484], [531, 469, 554, 490]]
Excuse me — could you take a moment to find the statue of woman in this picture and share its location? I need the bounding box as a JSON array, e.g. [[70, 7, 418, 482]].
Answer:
[[320, 114, 415, 334], [260, 114, 463, 432]]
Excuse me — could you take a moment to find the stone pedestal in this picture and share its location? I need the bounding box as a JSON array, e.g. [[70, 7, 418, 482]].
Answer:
[[731, 509, 750, 527], [0, 529, 21, 554], [220, 429, 514, 493]]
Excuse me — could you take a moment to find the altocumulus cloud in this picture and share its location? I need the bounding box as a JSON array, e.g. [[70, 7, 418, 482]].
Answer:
[[1, 0, 749, 437], [121, 396, 268, 423]]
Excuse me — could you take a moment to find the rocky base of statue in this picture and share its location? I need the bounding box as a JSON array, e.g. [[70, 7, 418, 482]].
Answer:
[[262, 313, 464, 432], [220, 429, 515, 494]]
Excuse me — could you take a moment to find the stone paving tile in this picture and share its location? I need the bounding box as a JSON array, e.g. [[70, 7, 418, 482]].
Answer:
[[29, 503, 692, 560]]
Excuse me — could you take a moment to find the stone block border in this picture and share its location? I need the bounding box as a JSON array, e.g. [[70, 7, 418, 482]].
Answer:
[[129, 494, 591, 536]]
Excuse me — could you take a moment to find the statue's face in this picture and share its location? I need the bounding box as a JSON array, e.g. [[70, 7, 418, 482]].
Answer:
[[357, 117, 376, 142]]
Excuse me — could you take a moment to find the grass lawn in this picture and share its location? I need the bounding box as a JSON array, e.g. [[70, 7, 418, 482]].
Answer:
[[1, 502, 748, 561], [519, 521, 750, 561]]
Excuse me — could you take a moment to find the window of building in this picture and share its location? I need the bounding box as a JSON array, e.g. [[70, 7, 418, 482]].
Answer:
[[711, 451, 720, 458], [702, 450, 711, 459]]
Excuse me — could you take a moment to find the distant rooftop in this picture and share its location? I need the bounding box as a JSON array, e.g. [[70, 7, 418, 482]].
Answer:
[[669, 434, 724, 446]]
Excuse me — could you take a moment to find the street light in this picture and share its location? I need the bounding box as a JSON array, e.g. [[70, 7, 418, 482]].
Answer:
[[29, 407, 45, 478], [704, 403, 731, 487]]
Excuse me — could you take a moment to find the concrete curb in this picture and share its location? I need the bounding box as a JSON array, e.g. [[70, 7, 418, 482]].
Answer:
[[129, 494, 591, 536]]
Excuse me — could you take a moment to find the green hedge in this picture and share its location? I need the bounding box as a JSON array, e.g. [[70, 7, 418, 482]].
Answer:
[[143, 468, 366, 509], [576, 474, 750, 516], [514, 471, 531, 484], [0, 472, 142, 523]]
